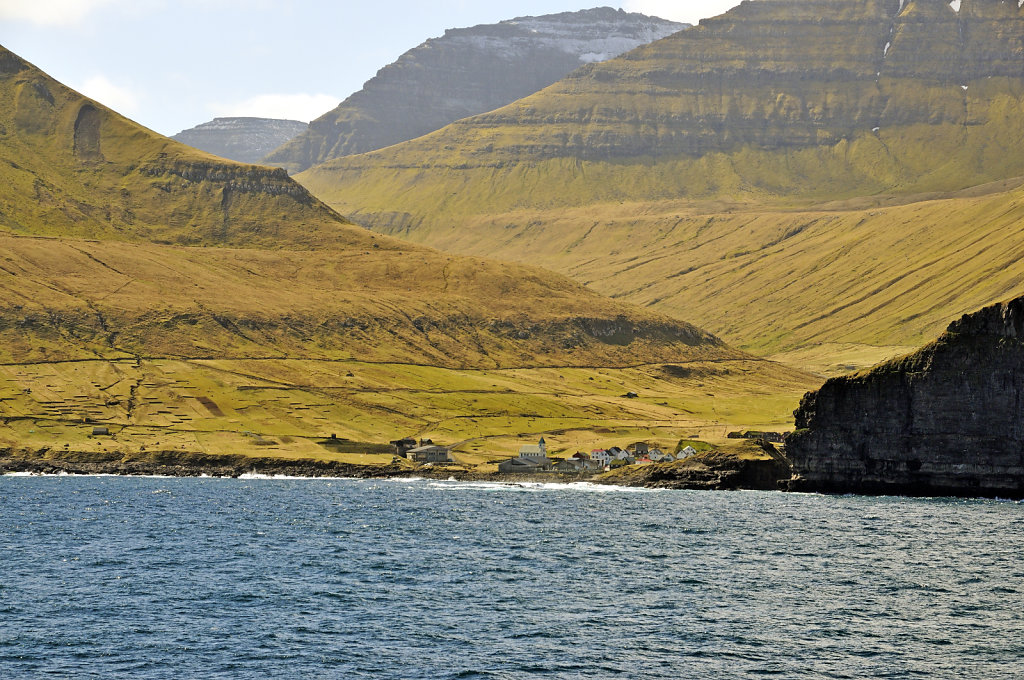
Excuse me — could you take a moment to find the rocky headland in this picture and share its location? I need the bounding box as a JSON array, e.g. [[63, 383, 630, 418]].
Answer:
[[786, 296, 1024, 499], [597, 441, 792, 491]]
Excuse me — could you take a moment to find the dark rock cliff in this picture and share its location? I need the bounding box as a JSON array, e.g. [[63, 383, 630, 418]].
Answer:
[[786, 296, 1024, 498], [351, 0, 1024, 163], [172, 117, 307, 164], [264, 7, 685, 173]]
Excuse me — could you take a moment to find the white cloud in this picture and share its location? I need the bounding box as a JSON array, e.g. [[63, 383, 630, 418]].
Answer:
[[0, 0, 117, 26], [75, 75, 141, 115], [623, 0, 744, 24], [211, 93, 339, 123]]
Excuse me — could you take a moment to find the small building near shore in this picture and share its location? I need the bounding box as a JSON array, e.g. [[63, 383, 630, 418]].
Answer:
[[498, 457, 546, 474], [391, 437, 418, 457], [553, 458, 582, 473], [407, 445, 451, 463], [649, 449, 673, 462]]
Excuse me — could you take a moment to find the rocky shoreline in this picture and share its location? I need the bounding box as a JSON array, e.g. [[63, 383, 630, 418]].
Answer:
[[0, 444, 793, 492], [0, 448, 612, 485]]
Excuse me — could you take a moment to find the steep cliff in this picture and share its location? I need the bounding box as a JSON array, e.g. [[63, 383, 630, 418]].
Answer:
[[305, 0, 1024, 208], [172, 117, 307, 164], [265, 7, 685, 173], [786, 296, 1024, 498]]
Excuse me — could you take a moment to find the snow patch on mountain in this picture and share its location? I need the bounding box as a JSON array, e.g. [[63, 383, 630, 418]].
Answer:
[[444, 8, 686, 64]]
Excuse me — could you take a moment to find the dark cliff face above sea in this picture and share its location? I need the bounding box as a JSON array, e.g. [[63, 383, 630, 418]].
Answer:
[[786, 296, 1024, 498]]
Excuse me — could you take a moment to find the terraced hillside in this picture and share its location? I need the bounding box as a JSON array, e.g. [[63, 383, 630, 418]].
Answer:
[[264, 7, 685, 173], [172, 117, 307, 165], [298, 0, 1024, 372], [0, 45, 814, 461]]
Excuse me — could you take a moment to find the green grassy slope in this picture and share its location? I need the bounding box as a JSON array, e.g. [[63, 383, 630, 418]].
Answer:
[[0, 45, 376, 249], [0, 44, 818, 459], [295, 0, 1024, 371], [431, 180, 1024, 374]]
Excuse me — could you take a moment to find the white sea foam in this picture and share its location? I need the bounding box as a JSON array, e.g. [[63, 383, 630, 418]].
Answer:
[[423, 479, 663, 494], [236, 472, 358, 481]]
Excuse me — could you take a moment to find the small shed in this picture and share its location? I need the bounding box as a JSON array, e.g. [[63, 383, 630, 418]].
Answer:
[[91, 426, 109, 436], [390, 437, 418, 458], [554, 458, 584, 473]]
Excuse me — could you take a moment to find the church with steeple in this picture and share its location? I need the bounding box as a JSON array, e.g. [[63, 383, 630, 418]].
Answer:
[[517, 437, 548, 462]]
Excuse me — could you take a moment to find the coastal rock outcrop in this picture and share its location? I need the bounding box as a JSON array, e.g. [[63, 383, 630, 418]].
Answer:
[[786, 296, 1024, 498]]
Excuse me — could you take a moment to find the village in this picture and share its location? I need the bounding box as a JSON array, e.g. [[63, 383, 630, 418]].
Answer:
[[389, 430, 788, 475], [391, 436, 703, 475]]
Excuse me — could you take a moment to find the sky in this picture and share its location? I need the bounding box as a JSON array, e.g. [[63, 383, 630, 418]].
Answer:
[[0, 0, 743, 137]]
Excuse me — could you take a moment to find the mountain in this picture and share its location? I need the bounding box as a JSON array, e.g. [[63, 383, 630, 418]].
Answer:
[[171, 117, 307, 164], [297, 0, 1024, 372], [263, 7, 686, 173], [786, 295, 1024, 499], [0, 44, 814, 461]]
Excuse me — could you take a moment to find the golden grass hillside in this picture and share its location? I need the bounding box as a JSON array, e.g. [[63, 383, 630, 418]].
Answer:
[[295, 0, 1024, 373], [0, 44, 819, 460], [0, 44, 377, 250], [378, 178, 1024, 375]]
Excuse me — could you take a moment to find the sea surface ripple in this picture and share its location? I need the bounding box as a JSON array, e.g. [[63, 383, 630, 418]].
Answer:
[[1, 476, 1022, 679]]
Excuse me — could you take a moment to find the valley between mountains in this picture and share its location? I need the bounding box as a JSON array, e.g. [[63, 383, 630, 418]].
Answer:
[[300, 0, 1024, 376], [0, 41, 813, 472], [6, 0, 1024, 493]]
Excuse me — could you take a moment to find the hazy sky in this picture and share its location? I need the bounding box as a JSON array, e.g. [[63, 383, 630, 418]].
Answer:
[[0, 1, 742, 136]]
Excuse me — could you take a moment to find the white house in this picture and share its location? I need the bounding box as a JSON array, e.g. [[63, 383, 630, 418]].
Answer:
[[609, 447, 631, 461], [680, 445, 698, 458], [590, 449, 612, 466]]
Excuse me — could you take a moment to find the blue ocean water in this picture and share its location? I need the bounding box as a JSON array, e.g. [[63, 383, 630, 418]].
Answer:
[[1, 476, 1022, 679]]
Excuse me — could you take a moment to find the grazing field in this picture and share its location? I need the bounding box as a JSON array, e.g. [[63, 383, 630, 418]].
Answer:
[[295, 1, 1024, 375], [0, 356, 814, 461]]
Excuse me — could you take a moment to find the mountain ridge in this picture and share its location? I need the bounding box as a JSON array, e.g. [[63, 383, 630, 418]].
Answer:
[[172, 117, 308, 165], [264, 7, 686, 173], [0, 42, 819, 461], [295, 0, 1024, 371]]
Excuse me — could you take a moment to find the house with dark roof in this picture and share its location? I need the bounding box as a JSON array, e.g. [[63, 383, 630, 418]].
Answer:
[[498, 457, 546, 473], [407, 445, 451, 463]]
